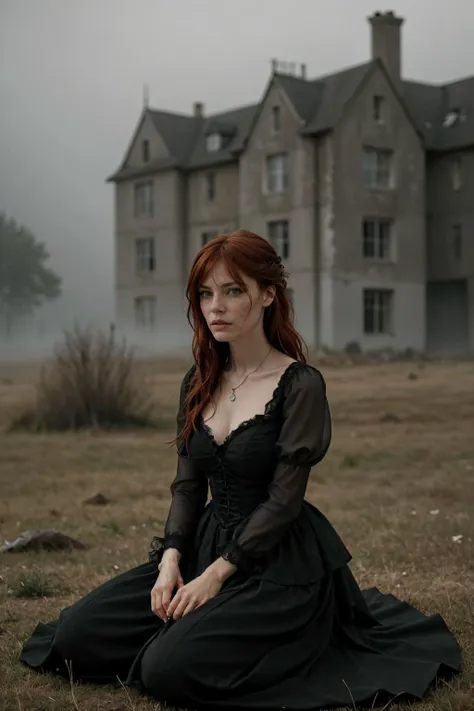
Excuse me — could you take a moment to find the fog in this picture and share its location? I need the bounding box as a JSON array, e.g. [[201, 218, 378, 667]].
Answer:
[[1, 0, 473, 361]]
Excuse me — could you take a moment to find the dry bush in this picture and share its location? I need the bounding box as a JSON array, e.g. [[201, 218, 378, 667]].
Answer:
[[8, 324, 161, 432]]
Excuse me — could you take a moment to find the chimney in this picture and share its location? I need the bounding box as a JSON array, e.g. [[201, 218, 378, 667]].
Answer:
[[193, 102, 204, 118], [369, 10, 404, 88], [300, 63, 307, 79]]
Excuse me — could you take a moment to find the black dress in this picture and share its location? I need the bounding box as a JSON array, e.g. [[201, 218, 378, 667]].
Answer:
[[20, 362, 461, 710]]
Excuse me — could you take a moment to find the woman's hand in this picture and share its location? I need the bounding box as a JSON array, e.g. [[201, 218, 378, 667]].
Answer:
[[151, 558, 183, 622], [166, 569, 223, 621]]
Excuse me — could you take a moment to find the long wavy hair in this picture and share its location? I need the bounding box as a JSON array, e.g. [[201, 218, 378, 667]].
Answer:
[[177, 229, 307, 446]]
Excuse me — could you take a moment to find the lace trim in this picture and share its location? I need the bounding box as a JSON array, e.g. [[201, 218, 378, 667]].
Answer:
[[201, 361, 304, 449], [221, 540, 255, 574], [148, 536, 164, 562]]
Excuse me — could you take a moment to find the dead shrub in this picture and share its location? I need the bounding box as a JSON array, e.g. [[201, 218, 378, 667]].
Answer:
[[8, 324, 161, 432]]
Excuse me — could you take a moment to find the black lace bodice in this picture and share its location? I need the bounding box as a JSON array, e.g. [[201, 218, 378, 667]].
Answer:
[[150, 361, 331, 573]]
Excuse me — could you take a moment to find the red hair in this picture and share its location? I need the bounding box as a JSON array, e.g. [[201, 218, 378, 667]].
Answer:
[[177, 230, 306, 446]]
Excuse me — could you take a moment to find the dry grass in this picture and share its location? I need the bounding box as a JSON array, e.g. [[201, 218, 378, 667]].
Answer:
[[8, 326, 163, 432], [0, 357, 473, 710]]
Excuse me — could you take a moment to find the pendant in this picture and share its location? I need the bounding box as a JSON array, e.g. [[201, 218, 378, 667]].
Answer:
[[229, 389, 236, 402]]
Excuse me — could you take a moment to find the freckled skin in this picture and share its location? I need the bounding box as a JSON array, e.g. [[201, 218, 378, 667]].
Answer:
[[199, 261, 274, 345]]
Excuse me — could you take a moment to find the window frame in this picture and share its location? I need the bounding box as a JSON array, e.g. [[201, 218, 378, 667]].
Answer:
[[205, 172, 216, 202], [201, 230, 219, 247], [134, 295, 157, 330], [135, 237, 156, 274], [268, 219, 290, 260], [272, 105, 281, 133], [362, 218, 393, 261], [373, 95, 384, 123], [265, 153, 289, 194], [363, 148, 393, 190], [134, 181, 154, 218], [363, 288, 394, 335], [206, 133, 222, 152]]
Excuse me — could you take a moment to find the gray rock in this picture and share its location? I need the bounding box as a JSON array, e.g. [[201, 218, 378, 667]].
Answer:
[[0, 530, 89, 553]]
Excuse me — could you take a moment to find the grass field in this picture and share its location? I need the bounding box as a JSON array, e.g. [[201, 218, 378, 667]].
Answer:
[[0, 357, 473, 710]]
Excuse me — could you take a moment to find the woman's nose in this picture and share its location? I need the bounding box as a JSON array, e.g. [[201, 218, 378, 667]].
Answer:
[[211, 296, 225, 313]]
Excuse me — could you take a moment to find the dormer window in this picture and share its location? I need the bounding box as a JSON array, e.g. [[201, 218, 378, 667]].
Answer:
[[206, 133, 222, 152], [142, 139, 150, 163], [443, 108, 467, 128]]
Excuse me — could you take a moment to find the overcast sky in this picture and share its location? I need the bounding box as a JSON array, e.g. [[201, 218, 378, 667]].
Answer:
[[1, 0, 473, 338]]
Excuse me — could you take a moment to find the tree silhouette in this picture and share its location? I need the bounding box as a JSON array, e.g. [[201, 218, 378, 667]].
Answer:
[[0, 213, 62, 337]]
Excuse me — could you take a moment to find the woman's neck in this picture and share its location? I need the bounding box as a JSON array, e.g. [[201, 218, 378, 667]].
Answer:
[[228, 333, 273, 378]]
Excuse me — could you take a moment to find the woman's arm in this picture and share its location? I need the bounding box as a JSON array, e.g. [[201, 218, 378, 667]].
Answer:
[[149, 366, 208, 562]]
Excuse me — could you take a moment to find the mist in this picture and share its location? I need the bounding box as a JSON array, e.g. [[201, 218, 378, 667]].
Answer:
[[1, 0, 473, 361]]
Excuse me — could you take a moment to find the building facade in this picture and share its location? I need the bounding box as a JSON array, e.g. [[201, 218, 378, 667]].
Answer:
[[108, 11, 474, 355]]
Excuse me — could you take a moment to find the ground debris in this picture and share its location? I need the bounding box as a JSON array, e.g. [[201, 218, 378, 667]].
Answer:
[[380, 412, 401, 424], [0, 529, 89, 553], [83, 492, 112, 506]]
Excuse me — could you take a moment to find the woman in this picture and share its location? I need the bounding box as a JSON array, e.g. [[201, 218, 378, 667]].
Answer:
[[21, 230, 461, 709]]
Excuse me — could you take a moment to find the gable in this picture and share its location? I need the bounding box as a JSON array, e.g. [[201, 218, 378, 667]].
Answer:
[[242, 76, 304, 152], [125, 111, 170, 169], [300, 63, 373, 136], [336, 60, 422, 143]]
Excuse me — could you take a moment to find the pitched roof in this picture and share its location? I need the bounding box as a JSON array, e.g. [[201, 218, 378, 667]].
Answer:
[[403, 77, 474, 151], [402, 80, 443, 149], [108, 61, 474, 182], [276, 74, 323, 122], [300, 62, 374, 134], [148, 110, 200, 164]]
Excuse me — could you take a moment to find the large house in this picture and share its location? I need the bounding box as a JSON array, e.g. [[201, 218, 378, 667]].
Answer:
[[108, 10, 474, 354]]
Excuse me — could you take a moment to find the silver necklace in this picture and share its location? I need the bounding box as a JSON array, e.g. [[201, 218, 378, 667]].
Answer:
[[228, 348, 273, 402]]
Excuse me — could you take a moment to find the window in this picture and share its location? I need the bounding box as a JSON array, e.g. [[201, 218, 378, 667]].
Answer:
[[135, 237, 155, 273], [205, 172, 216, 202], [443, 108, 467, 128], [373, 95, 384, 123], [272, 105, 281, 132], [363, 219, 392, 260], [134, 296, 157, 330], [451, 157, 462, 191], [453, 224, 462, 260], [268, 220, 290, 259], [363, 289, 394, 335], [142, 139, 150, 163], [134, 181, 154, 218], [363, 148, 392, 189], [206, 133, 221, 152], [266, 153, 289, 193], [201, 230, 218, 247]]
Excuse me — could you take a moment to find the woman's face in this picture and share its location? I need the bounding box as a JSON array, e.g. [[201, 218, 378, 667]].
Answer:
[[199, 261, 274, 343]]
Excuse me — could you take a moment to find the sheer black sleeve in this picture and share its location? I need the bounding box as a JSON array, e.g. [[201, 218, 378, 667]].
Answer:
[[149, 365, 208, 561], [221, 365, 331, 572]]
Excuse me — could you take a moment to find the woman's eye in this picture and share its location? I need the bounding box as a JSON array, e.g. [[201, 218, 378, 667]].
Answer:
[[229, 287, 242, 296], [199, 290, 212, 298]]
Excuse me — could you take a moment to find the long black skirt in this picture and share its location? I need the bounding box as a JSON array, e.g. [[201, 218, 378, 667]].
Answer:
[[20, 557, 461, 710]]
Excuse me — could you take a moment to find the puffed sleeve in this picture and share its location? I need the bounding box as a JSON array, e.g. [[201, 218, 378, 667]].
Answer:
[[221, 365, 331, 572], [149, 365, 208, 561]]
